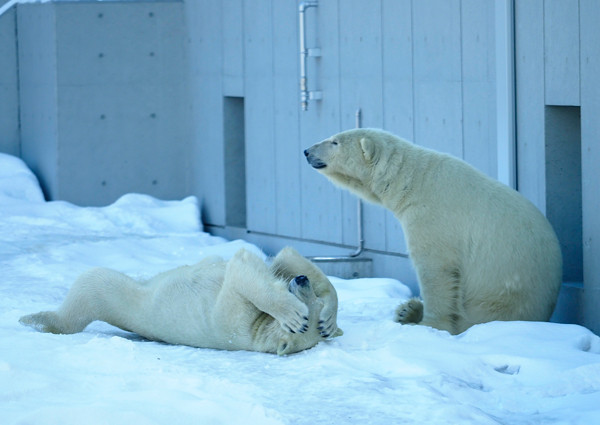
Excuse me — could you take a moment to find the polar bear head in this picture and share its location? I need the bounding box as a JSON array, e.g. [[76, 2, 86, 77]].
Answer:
[[304, 128, 400, 205]]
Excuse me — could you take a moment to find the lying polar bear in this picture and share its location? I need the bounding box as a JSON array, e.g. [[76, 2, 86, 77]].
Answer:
[[20, 247, 342, 355]]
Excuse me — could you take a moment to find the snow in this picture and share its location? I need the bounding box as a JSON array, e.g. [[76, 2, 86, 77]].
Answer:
[[1, 151, 599, 424], [0, 1, 52, 18]]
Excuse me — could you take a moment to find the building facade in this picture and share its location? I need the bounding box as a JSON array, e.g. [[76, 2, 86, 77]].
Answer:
[[0, 0, 598, 333]]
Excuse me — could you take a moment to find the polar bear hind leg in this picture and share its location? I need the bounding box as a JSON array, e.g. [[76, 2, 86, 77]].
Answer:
[[20, 267, 146, 334]]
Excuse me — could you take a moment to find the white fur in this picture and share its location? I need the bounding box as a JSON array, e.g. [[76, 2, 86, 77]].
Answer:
[[305, 128, 562, 334], [20, 247, 342, 355]]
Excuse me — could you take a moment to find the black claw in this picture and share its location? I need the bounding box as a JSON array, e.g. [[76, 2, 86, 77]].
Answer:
[[303, 316, 309, 321]]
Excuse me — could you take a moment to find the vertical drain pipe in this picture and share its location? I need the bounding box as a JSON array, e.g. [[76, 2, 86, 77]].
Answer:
[[310, 109, 365, 262], [349, 109, 365, 257], [299, 1, 319, 111]]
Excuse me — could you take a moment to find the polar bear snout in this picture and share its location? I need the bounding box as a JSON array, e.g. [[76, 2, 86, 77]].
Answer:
[[294, 275, 309, 287], [288, 275, 315, 302], [304, 148, 327, 169]]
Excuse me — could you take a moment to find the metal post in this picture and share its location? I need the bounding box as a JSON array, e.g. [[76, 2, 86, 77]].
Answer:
[[299, 1, 318, 111]]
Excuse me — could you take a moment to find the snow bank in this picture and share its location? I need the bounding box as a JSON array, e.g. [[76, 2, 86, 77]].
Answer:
[[1, 153, 599, 424]]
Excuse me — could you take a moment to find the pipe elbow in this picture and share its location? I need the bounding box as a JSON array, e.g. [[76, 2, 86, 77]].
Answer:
[[298, 1, 318, 13]]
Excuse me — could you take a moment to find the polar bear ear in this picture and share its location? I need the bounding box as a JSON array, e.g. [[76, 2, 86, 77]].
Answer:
[[360, 137, 377, 162]]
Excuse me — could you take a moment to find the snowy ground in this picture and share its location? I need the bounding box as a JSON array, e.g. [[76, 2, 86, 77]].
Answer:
[[1, 153, 600, 425]]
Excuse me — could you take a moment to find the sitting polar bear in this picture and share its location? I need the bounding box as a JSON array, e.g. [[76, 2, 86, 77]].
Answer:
[[305, 128, 562, 335], [20, 247, 342, 355]]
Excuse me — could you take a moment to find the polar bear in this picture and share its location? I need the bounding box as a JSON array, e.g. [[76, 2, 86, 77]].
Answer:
[[20, 247, 342, 355], [304, 128, 562, 334]]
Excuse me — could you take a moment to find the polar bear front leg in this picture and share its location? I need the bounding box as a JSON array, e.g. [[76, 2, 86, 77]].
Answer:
[[223, 249, 309, 334], [404, 258, 464, 334]]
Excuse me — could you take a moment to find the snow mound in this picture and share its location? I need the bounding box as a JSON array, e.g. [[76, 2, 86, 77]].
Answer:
[[0, 153, 45, 204], [1, 153, 599, 424]]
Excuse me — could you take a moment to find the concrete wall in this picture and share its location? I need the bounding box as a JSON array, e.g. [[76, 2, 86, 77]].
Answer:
[[0, 5, 19, 156], [9, 0, 192, 206]]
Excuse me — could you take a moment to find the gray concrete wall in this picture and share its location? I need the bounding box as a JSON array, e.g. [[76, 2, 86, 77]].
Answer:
[[14, 0, 192, 205], [0, 6, 20, 157]]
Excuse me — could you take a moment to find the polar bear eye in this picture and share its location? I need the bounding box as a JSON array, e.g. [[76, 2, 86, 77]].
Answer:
[[331, 141, 338, 146]]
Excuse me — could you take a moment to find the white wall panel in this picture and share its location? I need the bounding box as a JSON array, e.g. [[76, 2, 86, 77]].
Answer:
[[580, 0, 600, 334], [544, 0, 580, 107], [412, 0, 463, 157], [244, 0, 277, 234], [381, 0, 413, 255], [273, 0, 302, 238], [222, 0, 244, 96], [339, 0, 385, 251], [515, 0, 546, 211], [461, 0, 497, 178], [299, 0, 344, 244]]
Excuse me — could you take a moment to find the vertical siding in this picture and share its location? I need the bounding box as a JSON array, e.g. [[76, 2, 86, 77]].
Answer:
[[299, 0, 344, 244], [189, 0, 498, 255], [544, 0, 580, 106], [412, 0, 463, 157], [580, 0, 600, 334], [381, 0, 414, 141], [222, 0, 244, 96], [381, 0, 413, 254], [273, 0, 302, 238], [339, 0, 385, 251], [515, 0, 546, 211], [244, 0, 277, 234], [461, 0, 497, 178]]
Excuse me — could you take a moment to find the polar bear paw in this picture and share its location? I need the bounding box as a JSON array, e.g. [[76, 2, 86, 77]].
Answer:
[[318, 303, 338, 338], [19, 311, 63, 334], [276, 300, 310, 334], [394, 298, 424, 324]]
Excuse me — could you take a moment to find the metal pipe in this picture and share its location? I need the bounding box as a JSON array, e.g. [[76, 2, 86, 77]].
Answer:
[[349, 109, 365, 258], [310, 109, 365, 262], [299, 1, 318, 111], [495, 0, 517, 189]]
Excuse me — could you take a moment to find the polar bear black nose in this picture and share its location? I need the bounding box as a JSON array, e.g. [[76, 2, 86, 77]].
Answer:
[[303, 149, 309, 157], [294, 275, 309, 287]]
